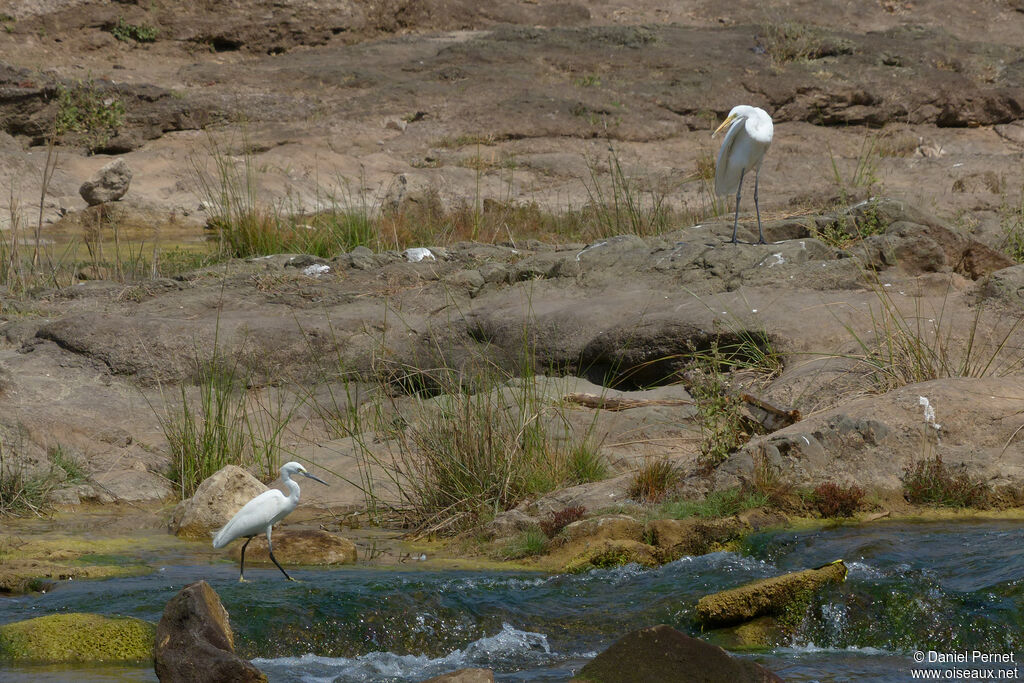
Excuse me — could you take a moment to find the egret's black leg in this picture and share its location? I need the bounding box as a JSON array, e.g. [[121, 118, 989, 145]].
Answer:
[[731, 169, 744, 244], [267, 537, 296, 582], [754, 168, 765, 244], [239, 536, 253, 582]]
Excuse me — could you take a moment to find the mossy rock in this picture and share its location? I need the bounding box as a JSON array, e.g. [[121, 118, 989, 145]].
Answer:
[[695, 560, 847, 628], [562, 539, 661, 573], [0, 613, 155, 662]]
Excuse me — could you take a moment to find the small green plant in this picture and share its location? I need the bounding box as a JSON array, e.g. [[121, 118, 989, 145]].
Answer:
[[49, 445, 87, 485], [658, 487, 768, 519], [54, 78, 126, 153], [628, 458, 679, 503], [998, 191, 1024, 263], [688, 344, 752, 467], [0, 448, 55, 516], [539, 505, 586, 539], [110, 17, 158, 43], [500, 528, 548, 559], [574, 74, 601, 88], [565, 442, 608, 485], [902, 454, 989, 508], [827, 134, 882, 207], [811, 482, 864, 517]]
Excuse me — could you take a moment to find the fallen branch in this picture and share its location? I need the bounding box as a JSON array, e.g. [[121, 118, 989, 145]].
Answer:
[[563, 393, 694, 411]]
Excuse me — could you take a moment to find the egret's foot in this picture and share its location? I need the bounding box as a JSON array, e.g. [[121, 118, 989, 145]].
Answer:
[[238, 577, 249, 583], [757, 239, 767, 245], [287, 576, 301, 583]]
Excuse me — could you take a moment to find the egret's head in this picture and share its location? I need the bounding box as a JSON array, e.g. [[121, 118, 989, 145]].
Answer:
[[281, 461, 328, 486], [281, 461, 306, 475]]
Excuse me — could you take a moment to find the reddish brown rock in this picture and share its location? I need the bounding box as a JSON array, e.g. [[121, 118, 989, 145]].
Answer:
[[154, 580, 266, 683]]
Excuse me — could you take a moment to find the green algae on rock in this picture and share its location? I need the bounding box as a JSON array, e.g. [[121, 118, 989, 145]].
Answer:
[[0, 613, 155, 662], [696, 559, 847, 629], [562, 539, 661, 573]]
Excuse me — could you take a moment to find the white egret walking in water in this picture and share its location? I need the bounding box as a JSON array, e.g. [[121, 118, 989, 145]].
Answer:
[[713, 105, 774, 244], [213, 461, 328, 581]]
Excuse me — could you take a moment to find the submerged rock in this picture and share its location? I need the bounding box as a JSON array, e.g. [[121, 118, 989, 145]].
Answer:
[[0, 613, 155, 662], [169, 465, 266, 540], [644, 517, 747, 561], [562, 539, 661, 573], [233, 529, 357, 566], [154, 580, 265, 683], [573, 624, 782, 682], [696, 560, 848, 629]]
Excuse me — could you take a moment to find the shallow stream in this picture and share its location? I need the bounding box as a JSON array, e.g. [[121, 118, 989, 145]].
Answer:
[[1, 520, 1021, 682]]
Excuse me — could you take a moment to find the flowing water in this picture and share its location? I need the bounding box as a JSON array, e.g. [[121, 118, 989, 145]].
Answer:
[[1, 520, 1021, 682]]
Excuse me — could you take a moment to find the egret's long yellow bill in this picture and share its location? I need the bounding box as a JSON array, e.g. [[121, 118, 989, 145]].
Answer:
[[712, 113, 738, 138]]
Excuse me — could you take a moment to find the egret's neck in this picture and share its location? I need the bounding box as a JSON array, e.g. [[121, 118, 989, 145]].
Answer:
[[283, 474, 301, 504]]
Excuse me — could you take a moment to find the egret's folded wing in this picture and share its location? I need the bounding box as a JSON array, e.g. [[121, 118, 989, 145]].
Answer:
[[715, 118, 746, 197], [212, 490, 286, 548]]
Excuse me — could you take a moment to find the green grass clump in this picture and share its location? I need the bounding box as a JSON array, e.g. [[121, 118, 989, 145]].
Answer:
[[902, 454, 989, 508], [840, 274, 1024, 393], [658, 487, 769, 520], [110, 17, 158, 43], [0, 455, 55, 516], [54, 78, 126, 153], [159, 349, 295, 498], [49, 445, 87, 485], [374, 369, 604, 535], [627, 459, 679, 503], [500, 528, 548, 559]]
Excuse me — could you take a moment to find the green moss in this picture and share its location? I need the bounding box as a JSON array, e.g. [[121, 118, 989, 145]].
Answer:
[[563, 539, 660, 573], [696, 560, 847, 628], [0, 613, 155, 662]]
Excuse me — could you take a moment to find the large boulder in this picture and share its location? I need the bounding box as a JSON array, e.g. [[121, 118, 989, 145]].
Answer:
[[573, 624, 782, 682], [79, 157, 132, 206], [154, 580, 266, 683], [0, 613, 154, 662], [233, 529, 357, 566], [696, 560, 848, 629], [170, 466, 266, 540]]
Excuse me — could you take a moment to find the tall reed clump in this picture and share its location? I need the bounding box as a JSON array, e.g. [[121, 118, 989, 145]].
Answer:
[[190, 135, 380, 259], [841, 275, 1024, 393], [159, 348, 297, 498], [366, 366, 604, 535]]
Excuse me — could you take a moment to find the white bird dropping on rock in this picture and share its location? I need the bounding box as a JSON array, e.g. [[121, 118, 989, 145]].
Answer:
[[405, 247, 436, 262], [919, 396, 941, 431]]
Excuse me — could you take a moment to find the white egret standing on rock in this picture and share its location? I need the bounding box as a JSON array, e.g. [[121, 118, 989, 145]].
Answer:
[[212, 461, 328, 582], [713, 105, 774, 244]]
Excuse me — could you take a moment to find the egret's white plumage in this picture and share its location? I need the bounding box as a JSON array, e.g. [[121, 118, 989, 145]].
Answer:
[[713, 105, 774, 244], [212, 461, 327, 581]]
